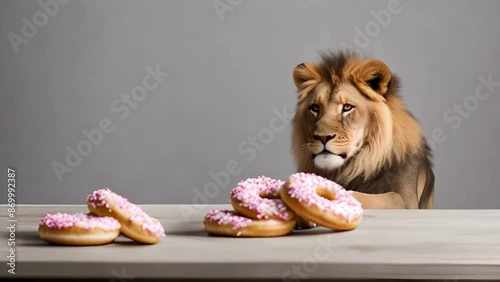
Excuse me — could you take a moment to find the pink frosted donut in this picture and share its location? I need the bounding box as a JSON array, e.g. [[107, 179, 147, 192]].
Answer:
[[87, 188, 165, 244], [280, 173, 363, 230], [38, 213, 121, 245], [203, 209, 295, 237], [230, 176, 296, 221]]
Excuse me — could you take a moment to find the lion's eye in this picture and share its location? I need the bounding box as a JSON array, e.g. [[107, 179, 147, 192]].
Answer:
[[342, 103, 355, 112], [309, 104, 320, 116]]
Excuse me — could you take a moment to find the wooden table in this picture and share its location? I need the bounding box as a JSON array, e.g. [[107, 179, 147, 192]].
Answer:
[[1, 205, 499, 281]]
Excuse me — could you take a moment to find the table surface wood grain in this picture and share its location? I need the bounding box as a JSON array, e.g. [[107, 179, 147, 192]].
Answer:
[[1, 205, 499, 280]]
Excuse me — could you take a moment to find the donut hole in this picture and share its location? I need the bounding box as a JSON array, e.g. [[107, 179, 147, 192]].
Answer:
[[316, 187, 336, 201], [259, 192, 280, 200]]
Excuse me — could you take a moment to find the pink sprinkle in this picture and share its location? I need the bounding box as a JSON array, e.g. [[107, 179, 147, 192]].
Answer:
[[286, 173, 363, 222], [205, 210, 252, 230], [87, 188, 165, 238], [39, 213, 121, 230], [231, 176, 290, 220]]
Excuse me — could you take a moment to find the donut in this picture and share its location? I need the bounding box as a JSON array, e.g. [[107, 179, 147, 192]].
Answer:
[[87, 188, 165, 244], [204, 209, 296, 237], [38, 213, 120, 245], [230, 176, 296, 221], [280, 173, 363, 230]]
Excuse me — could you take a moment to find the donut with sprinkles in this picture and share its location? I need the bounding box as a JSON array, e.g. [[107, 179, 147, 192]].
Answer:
[[230, 176, 296, 221], [204, 209, 296, 237], [38, 213, 121, 245], [87, 188, 165, 244], [280, 172, 363, 230]]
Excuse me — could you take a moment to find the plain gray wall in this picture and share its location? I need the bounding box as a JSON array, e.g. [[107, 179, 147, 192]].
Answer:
[[1, 0, 499, 208]]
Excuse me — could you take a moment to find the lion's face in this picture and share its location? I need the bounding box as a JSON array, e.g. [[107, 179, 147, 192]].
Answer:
[[290, 51, 432, 207], [302, 82, 372, 169], [292, 52, 396, 174]]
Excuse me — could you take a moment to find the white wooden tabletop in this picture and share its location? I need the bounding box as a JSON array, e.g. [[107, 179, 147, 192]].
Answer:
[[1, 205, 499, 281]]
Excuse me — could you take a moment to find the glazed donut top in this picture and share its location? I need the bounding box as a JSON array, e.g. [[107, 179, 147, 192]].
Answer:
[[286, 173, 363, 221], [87, 188, 165, 238], [205, 209, 251, 230], [39, 213, 121, 230], [231, 176, 290, 220]]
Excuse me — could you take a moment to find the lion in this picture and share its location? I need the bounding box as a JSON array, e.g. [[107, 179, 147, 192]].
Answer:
[[291, 50, 434, 221]]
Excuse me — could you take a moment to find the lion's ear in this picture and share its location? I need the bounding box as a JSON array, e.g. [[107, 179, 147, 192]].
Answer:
[[293, 63, 322, 90], [352, 60, 392, 101]]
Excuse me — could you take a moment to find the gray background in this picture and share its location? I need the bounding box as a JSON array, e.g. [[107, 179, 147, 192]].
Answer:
[[1, 0, 499, 208]]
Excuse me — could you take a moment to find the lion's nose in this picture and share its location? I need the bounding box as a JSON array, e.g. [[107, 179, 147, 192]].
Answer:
[[313, 134, 336, 144]]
